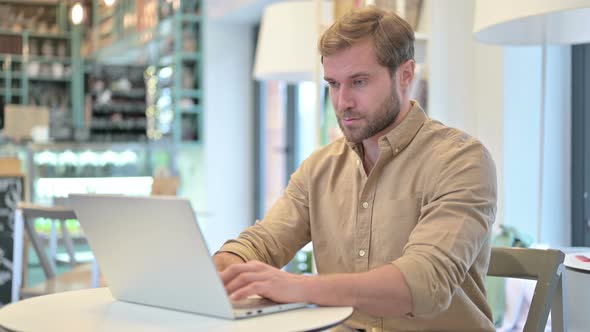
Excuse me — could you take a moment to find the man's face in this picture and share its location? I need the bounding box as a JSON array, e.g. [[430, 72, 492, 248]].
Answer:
[[323, 39, 401, 143]]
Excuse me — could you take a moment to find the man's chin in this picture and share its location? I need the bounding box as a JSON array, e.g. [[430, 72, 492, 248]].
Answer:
[[342, 131, 365, 144]]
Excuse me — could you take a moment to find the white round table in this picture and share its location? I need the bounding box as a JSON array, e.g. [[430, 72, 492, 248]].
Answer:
[[564, 251, 590, 332], [0, 288, 353, 332]]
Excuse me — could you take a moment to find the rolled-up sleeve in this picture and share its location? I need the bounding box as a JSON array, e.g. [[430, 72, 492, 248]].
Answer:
[[217, 159, 312, 268], [391, 141, 497, 317]]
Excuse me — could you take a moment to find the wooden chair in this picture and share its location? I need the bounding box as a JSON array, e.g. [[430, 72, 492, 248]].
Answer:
[[487, 247, 566, 332], [12, 202, 104, 301], [18, 203, 78, 278]]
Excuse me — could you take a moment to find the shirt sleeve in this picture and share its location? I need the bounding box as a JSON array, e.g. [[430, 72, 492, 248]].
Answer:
[[216, 159, 312, 268], [391, 140, 497, 317]]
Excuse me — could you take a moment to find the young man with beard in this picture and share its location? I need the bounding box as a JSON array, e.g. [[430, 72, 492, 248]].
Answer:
[[213, 6, 497, 332]]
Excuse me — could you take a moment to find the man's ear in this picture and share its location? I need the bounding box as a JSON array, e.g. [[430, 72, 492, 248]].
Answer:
[[398, 60, 415, 89]]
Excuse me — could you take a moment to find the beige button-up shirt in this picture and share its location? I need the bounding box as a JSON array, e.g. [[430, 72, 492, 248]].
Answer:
[[219, 103, 497, 332]]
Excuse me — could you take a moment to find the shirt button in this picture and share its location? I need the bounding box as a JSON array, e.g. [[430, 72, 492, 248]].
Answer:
[[356, 159, 360, 166], [395, 148, 399, 153], [362, 202, 369, 209], [359, 250, 366, 257]]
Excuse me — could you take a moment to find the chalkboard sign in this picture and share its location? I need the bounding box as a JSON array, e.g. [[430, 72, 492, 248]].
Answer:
[[0, 176, 24, 304]]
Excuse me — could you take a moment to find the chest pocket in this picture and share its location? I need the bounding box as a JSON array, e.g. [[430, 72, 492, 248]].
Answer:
[[370, 196, 422, 265]]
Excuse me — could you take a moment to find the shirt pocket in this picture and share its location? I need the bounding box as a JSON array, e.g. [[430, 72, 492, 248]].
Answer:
[[385, 195, 423, 218], [371, 196, 423, 264]]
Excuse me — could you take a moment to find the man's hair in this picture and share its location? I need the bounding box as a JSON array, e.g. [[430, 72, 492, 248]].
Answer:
[[318, 6, 415, 75]]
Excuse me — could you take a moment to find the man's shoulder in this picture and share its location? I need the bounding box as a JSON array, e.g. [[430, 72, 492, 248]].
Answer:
[[300, 137, 352, 171], [420, 117, 488, 156], [307, 137, 350, 160]]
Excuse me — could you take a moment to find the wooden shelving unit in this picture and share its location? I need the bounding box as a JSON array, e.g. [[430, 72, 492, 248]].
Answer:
[[90, 0, 204, 143], [0, 1, 84, 141]]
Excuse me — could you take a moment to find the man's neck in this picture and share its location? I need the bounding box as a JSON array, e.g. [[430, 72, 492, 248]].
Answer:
[[360, 99, 413, 174]]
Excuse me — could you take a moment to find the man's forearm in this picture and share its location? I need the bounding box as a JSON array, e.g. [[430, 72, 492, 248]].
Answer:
[[304, 264, 413, 317], [214, 252, 246, 271]]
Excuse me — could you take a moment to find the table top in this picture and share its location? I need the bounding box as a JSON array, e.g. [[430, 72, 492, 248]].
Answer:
[[564, 251, 590, 273], [0, 288, 353, 332]]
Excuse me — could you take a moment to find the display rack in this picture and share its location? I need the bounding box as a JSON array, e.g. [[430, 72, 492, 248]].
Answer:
[[86, 64, 148, 142], [0, 1, 84, 141], [91, 0, 203, 143]]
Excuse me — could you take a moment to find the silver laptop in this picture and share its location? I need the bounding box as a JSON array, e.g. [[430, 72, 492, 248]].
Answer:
[[68, 194, 308, 319]]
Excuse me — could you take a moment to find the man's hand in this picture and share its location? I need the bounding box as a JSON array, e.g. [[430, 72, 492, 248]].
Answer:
[[220, 260, 309, 304], [216, 258, 413, 318], [213, 252, 245, 272]]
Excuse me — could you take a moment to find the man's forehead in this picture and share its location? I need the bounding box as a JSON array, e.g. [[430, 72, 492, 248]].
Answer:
[[323, 55, 383, 80], [322, 41, 381, 76]]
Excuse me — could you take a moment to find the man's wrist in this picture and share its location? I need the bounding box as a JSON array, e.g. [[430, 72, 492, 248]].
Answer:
[[302, 275, 322, 304], [303, 273, 359, 307], [213, 251, 246, 271]]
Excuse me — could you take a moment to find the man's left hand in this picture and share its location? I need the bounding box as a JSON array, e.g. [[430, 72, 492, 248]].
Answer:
[[220, 260, 309, 303]]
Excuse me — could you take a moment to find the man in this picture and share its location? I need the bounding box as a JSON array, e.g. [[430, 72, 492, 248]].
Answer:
[[214, 6, 496, 332]]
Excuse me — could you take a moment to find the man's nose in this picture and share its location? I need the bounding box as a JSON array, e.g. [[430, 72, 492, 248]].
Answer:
[[336, 87, 355, 111]]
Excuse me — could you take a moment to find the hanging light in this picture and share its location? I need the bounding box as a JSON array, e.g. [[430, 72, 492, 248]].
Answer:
[[71, 2, 84, 25], [104, 0, 116, 6]]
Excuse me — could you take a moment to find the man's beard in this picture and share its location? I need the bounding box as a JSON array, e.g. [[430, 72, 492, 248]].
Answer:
[[337, 88, 401, 143]]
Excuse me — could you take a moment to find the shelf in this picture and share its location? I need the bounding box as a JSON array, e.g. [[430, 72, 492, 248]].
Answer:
[[111, 89, 146, 99], [158, 54, 174, 67], [93, 28, 156, 62], [0, 29, 24, 37], [29, 56, 71, 63], [28, 75, 71, 82], [180, 105, 202, 114], [0, 88, 23, 96], [0, 54, 22, 61], [178, 89, 202, 99], [0, 72, 22, 79], [181, 52, 201, 62], [0, 29, 68, 39], [0, 54, 71, 63], [158, 52, 201, 66], [90, 127, 147, 133], [161, 103, 202, 114], [0, 0, 60, 4], [92, 104, 146, 115], [90, 2, 203, 143], [28, 32, 69, 39]]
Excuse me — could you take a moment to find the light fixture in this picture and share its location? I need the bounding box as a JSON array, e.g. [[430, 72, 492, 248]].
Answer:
[[254, 1, 333, 148], [71, 2, 84, 25], [253, 1, 333, 83], [473, 0, 590, 242], [104, 0, 116, 6], [474, 0, 590, 45]]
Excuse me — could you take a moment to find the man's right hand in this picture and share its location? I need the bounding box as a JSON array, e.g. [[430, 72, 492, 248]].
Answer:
[[213, 252, 246, 272]]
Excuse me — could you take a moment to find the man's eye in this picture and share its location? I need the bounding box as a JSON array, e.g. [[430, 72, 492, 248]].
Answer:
[[353, 80, 367, 87], [328, 81, 339, 88]]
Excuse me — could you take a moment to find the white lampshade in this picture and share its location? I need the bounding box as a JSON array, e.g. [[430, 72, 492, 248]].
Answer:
[[474, 0, 590, 45], [253, 1, 333, 83]]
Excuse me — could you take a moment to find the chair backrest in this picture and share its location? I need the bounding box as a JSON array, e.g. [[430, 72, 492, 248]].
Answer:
[[18, 202, 78, 279], [487, 247, 566, 332]]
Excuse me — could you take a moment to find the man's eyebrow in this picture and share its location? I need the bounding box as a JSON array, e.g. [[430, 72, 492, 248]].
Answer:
[[350, 72, 370, 79], [324, 72, 371, 81]]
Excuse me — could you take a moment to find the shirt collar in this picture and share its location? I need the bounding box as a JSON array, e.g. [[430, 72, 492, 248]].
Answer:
[[345, 101, 427, 153]]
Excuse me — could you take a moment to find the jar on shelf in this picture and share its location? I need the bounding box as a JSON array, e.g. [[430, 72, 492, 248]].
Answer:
[[41, 40, 54, 57], [56, 40, 67, 58]]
